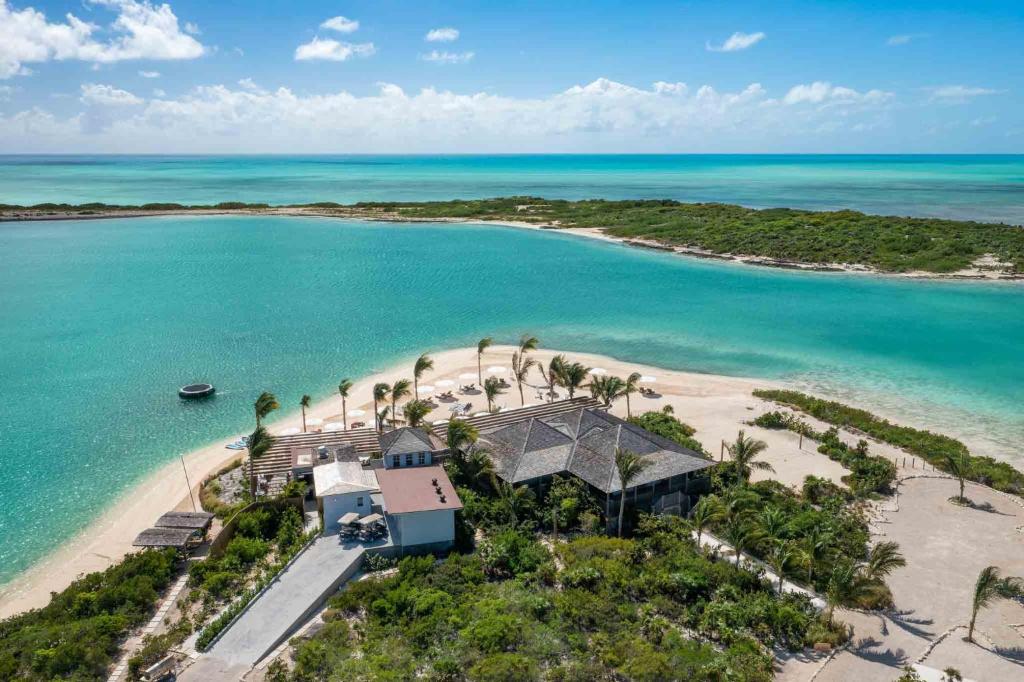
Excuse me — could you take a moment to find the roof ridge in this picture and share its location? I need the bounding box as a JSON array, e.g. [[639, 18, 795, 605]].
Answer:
[[507, 417, 536, 483]]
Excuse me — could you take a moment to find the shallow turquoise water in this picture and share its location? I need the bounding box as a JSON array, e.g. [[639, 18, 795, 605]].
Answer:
[[1, 154, 1022, 224], [0, 215, 1022, 583]]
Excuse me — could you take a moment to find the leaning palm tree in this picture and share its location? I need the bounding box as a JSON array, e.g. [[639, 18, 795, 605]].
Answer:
[[402, 399, 431, 427], [727, 430, 774, 484], [623, 372, 642, 418], [338, 378, 353, 430], [557, 361, 591, 399], [511, 351, 537, 406], [614, 448, 650, 537], [967, 566, 1024, 643], [722, 515, 765, 568], [825, 561, 872, 625], [517, 333, 539, 356], [299, 394, 311, 432], [497, 481, 534, 525], [476, 337, 493, 386], [254, 391, 279, 428], [446, 419, 479, 461], [803, 525, 834, 586], [390, 379, 412, 426], [246, 425, 275, 497], [864, 541, 907, 582], [413, 353, 434, 397], [944, 450, 972, 504], [539, 357, 562, 403], [689, 494, 723, 546], [483, 376, 504, 412], [372, 382, 390, 432], [769, 541, 801, 593], [595, 375, 627, 407]]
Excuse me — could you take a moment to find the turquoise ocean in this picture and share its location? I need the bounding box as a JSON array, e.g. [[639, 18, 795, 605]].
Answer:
[[0, 155, 1022, 586]]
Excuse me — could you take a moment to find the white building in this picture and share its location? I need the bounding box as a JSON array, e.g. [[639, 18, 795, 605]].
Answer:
[[313, 461, 379, 533]]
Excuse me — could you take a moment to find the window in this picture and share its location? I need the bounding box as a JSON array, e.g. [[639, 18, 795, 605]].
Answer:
[[405, 453, 413, 466], [417, 452, 426, 465], [392, 455, 400, 468], [357, 496, 364, 507]]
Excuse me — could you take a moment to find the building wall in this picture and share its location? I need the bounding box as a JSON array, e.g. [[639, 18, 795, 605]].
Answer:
[[392, 509, 455, 548], [383, 450, 433, 469], [321, 490, 372, 533]]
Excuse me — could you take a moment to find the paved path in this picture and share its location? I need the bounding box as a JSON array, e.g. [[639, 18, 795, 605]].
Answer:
[[106, 573, 190, 682]]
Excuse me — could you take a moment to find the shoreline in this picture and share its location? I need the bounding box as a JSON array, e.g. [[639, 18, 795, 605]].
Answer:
[[2, 206, 1020, 282]]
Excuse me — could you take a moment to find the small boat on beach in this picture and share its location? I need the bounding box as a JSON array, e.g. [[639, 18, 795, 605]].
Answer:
[[179, 383, 215, 399], [226, 435, 249, 450]]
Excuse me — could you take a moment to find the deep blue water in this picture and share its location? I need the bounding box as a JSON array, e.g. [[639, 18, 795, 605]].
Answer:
[[0, 215, 1022, 584]]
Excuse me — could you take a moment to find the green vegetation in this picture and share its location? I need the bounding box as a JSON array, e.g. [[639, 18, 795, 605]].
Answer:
[[627, 408, 709, 455], [753, 410, 896, 496], [967, 566, 1024, 643], [753, 389, 1024, 495], [0, 548, 178, 681]]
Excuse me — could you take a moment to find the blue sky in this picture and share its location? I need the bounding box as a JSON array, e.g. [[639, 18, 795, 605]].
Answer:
[[0, 0, 1021, 152]]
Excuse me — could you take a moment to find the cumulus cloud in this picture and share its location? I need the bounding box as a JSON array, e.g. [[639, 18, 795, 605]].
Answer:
[[80, 82, 142, 105], [780, 81, 891, 106], [887, 34, 916, 46], [0, 76, 901, 153], [294, 37, 375, 62], [927, 85, 1002, 102], [138, 70, 160, 78], [425, 27, 459, 42], [421, 50, 474, 64], [706, 31, 765, 52], [321, 16, 359, 33], [0, 0, 205, 79]]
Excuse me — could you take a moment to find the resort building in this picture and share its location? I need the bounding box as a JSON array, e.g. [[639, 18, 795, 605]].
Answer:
[[313, 461, 380, 533]]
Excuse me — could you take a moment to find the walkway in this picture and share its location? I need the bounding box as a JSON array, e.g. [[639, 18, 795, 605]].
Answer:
[[106, 573, 190, 682]]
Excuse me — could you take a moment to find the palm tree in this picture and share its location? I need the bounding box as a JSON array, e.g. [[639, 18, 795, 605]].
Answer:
[[511, 351, 537, 406], [825, 561, 873, 625], [689, 495, 723, 546], [769, 541, 800, 593], [246, 425, 274, 497], [758, 506, 790, 544], [803, 526, 833, 586], [727, 430, 774, 484], [614, 448, 650, 537], [722, 515, 765, 567], [556, 361, 590, 399], [477, 337, 493, 386], [590, 375, 627, 407], [413, 353, 434, 397], [338, 378, 353, 430], [402, 399, 431, 427], [864, 541, 907, 582], [539, 357, 562, 403], [390, 379, 412, 426], [968, 566, 1024, 643], [944, 450, 972, 504], [624, 372, 642, 418], [483, 376, 504, 412], [372, 382, 390, 432], [497, 481, 534, 525], [300, 394, 311, 432], [464, 449, 497, 490], [254, 391, 279, 428], [446, 419, 479, 462]]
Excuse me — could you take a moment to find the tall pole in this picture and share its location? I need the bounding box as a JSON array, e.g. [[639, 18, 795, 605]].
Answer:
[[181, 455, 197, 512]]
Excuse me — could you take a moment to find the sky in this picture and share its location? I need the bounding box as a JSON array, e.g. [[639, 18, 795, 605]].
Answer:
[[0, 0, 1021, 153]]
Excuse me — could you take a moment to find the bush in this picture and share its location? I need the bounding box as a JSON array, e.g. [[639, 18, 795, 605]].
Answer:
[[468, 653, 537, 681], [478, 530, 552, 579], [628, 411, 709, 455]]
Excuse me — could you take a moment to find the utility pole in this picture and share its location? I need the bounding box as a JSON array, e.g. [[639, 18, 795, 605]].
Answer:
[[181, 455, 197, 512]]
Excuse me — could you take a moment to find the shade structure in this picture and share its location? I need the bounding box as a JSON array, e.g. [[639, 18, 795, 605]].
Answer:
[[435, 379, 455, 387], [458, 372, 478, 380], [417, 385, 435, 394], [347, 409, 366, 417], [323, 422, 345, 432], [639, 375, 658, 383], [487, 366, 506, 374], [588, 367, 607, 375], [279, 426, 301, 436]]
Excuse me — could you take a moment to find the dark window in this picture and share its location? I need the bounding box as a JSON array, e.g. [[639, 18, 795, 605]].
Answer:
[[357, 496, 364, 507], [392, 455, 400, 467], [405, 453, 413, 466], [417, 452, 426, 465]]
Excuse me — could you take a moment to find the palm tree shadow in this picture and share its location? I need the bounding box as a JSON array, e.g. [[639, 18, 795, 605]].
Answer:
[[885, 610, 935, 639], [968, 500, 1013, 516], [976, 642, 1024, 667], [849, 636, 907, 666]]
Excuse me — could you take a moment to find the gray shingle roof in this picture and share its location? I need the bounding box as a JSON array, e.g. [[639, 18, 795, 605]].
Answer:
[[380, 427, 437, 457], [476, 407, 714, 493]]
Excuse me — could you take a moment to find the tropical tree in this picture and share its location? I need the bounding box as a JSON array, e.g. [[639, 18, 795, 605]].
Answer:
[[944, 450, 972, 504], [254, 391, 279, 428], [623, 372, 642, 418], [539, 357, 562, 403], [497, 481, 535, 525], [769, 541, 801, 593], [511, 351, 537, 406], [413, 353, 434, 397], [247, 425, 275, 497], [864, 541, 907, 582], [446, 419, 479, 462], [402, 399, 432, 427], [338, 378, 353, 430], [967, 566, 1024, 643], [300, 394, 311, 432], [722, 515, 765, 567], [372, 382, 390, 432], [484, 376, 504, 412], [689, 495, 723, 546], [758, 506, 790, 544], [803, 526, 834, 586], [590, 375, 627, 407], [825, 561, 873, 625], [390, 379, 412, 425], [556, 361, 591, 399], [464, 449, 497, 490], [477, 337, 493, 386], [727, 430, 774, 484], [614, 448, 650, 537]]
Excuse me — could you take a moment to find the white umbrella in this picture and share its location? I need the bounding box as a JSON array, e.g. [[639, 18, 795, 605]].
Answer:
[[347, 409, 366, 417], [279, 426, 301, 436], [639, 375, 658, 383], [436, 379, 455, 387], [458, 372, 478, 380], [588, 367, 607, 376], [306, 416, 324, 426], [472, 411, 490, 417], [432, 419, 449, 425], [487, 366, 506, 374], [323, 422, 345, 432], [417, 385, 435, 394]]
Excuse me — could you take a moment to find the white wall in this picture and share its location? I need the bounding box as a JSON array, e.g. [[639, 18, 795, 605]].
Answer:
[[322, 491, 371, 533], [394, 509, 455, 548]]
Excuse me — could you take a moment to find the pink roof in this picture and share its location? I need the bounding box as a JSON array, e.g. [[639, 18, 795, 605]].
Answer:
[[376, 464, 463, 514]]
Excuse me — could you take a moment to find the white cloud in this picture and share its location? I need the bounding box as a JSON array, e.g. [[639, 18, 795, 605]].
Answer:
[[183, 21, 199, 35], [321, 16, 359, 33], [927, 85, 1002, 102], [80, 82, 142, 105], [0, 84, 13, 99], [138, 70, 160, 78], [781, 81, 891, 106], [0, 76, 902, 152], [420, 50, 474, 64], [706, 31, 765, 52], [152, 87, 165, 96], [425, 27, 459, 42], [887, 34, 912, 46], [294, 37, 375, 62], [0, 0, 205, 79]]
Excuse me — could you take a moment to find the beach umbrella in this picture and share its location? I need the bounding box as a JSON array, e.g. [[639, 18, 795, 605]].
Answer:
[[436, 379, 455, 387], [487, 366, 506, 374], [458, 372, 478, 380], [639, 375, 658, 383], [417, 385, 435, 394], [323, 422, 345, 432], [306, 416, 324, 430], [588, 367, 607, 376], [432, 419, 449, 425], [279, 426, 301, 436], [347, 408, 366, 417]]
